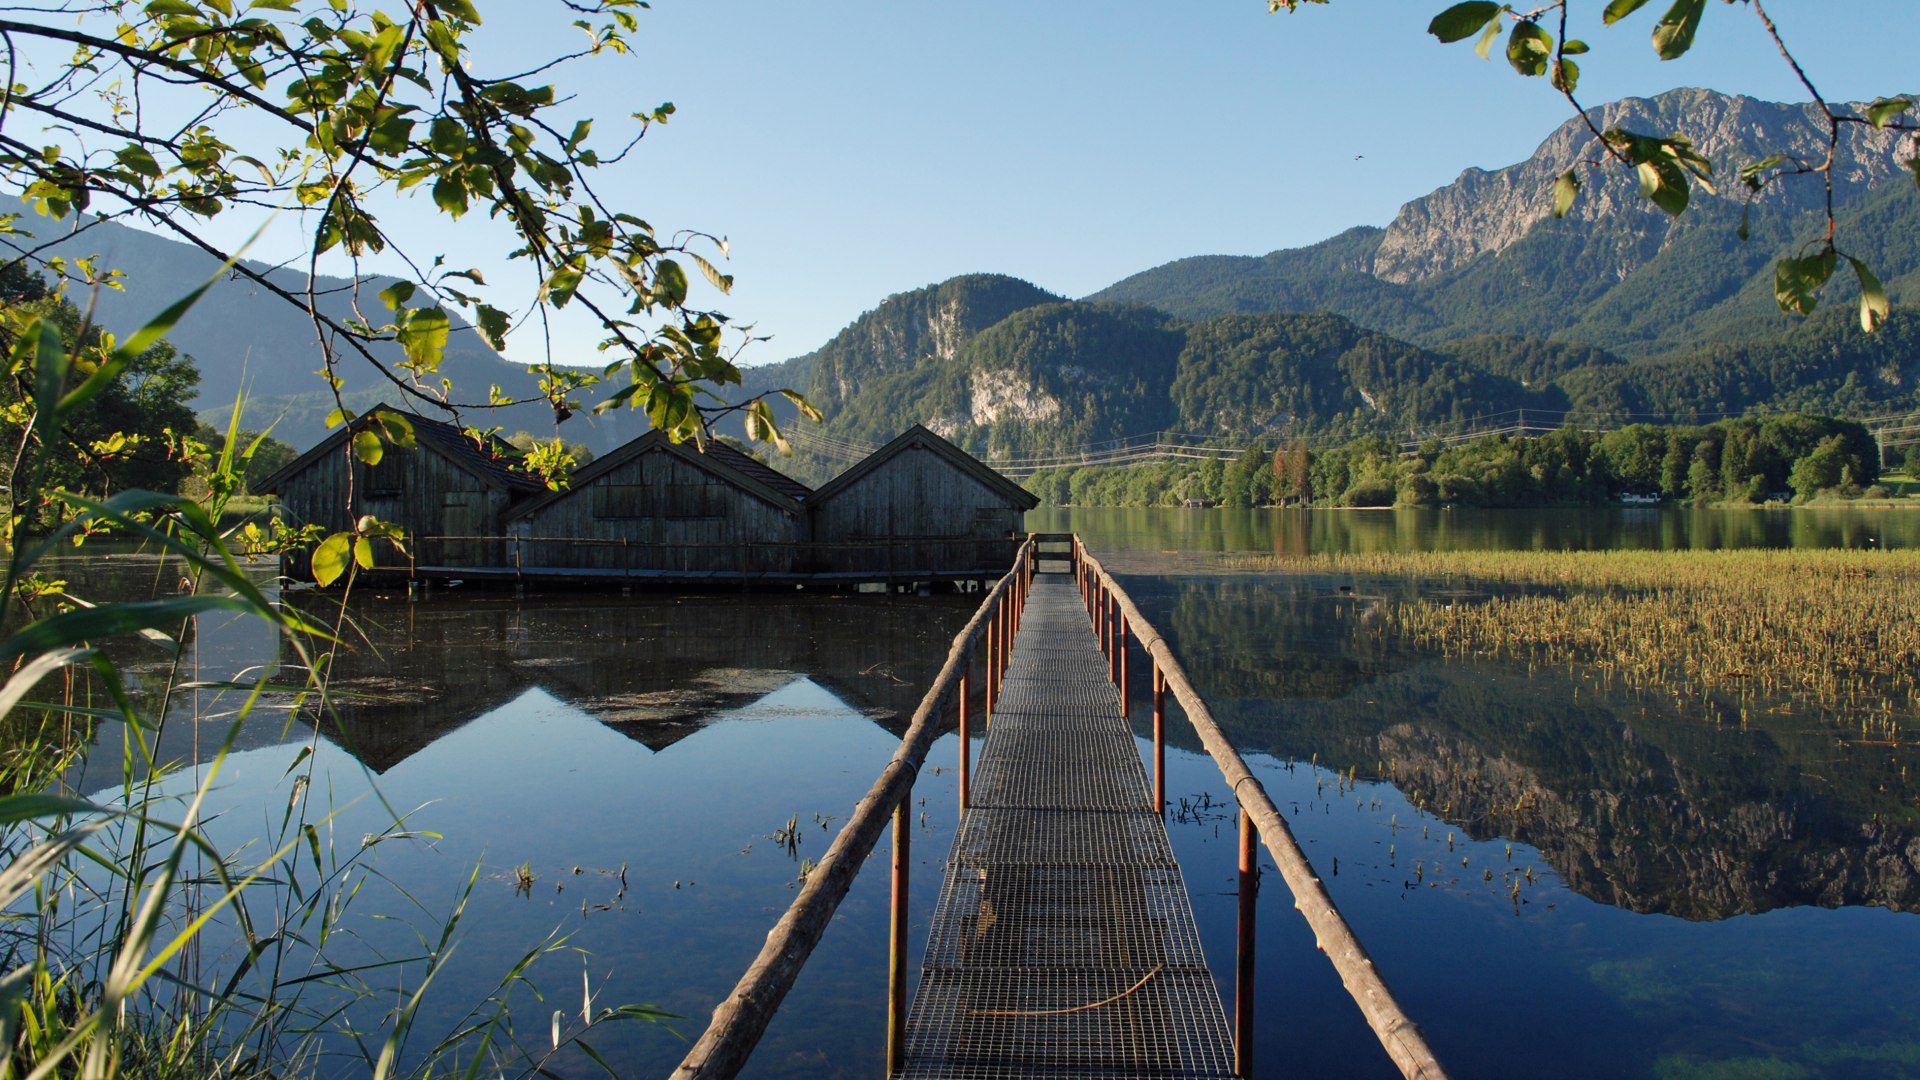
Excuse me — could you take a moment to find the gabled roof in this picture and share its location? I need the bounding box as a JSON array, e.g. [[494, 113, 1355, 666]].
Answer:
[[702, 441, 814, 502], [256, 405, 544, 496], [501, 429, 808, 522], [808, 424, 1039, 510]]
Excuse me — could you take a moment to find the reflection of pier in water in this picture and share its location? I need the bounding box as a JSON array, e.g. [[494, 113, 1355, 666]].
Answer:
[[281, 591, 979, 772]]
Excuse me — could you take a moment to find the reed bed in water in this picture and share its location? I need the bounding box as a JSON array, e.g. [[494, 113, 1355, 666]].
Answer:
[[1239, 548, 1920, 740]]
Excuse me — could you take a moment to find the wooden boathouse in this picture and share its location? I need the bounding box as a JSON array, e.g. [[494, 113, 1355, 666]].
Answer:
[[259, 405, 544, 577], [805, 424, 1039, 577], [265, 413, 1039, 589]]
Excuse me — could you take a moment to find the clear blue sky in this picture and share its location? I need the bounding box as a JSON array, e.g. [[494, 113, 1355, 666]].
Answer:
[[176, 2, 1920, 368]]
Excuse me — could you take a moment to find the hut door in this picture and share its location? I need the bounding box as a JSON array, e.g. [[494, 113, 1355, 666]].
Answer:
[[442, 492, 484, 566]]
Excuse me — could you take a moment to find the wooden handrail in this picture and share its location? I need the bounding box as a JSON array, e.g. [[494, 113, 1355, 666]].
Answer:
[[670, 538, 1036, 1079], [1076, 539, 1450, 1080]]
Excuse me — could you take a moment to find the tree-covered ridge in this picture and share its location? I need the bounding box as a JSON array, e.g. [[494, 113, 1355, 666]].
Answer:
[[1026, 412, 1887, 510]]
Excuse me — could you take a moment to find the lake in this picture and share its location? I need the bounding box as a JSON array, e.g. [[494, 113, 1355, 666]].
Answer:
[[37, 505, 1920, 1078]]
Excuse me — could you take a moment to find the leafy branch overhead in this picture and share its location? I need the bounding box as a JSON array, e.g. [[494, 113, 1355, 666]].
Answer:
[[0, 0, 809, 450], [1274, 0, 1918, 333]]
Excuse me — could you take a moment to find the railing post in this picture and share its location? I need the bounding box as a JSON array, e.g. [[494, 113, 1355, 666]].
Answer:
[[1118, 614, 1130, 716], [1236, 807, 1259, 1078], [958, 671, 971, 813], [1153, 662, 1165, 814], [888, 797, 911, 1075], [986, 600, 998, 719]]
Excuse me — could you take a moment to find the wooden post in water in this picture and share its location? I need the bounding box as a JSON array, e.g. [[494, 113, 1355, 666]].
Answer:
[[958, 670, 971, 813], [888, 799, 911, 1074], [1153, 663, 1166, 814], [1237, 807, 1258, 1078]]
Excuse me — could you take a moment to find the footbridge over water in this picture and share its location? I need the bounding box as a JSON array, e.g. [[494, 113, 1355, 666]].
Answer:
[[672, 535, 1447, 1079]]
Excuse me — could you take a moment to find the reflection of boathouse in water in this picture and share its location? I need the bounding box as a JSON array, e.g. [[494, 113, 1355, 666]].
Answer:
[[260, 411, 1037, 589]]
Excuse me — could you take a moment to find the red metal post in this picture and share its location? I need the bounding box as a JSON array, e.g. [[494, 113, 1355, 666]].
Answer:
[[1236, 808, 1258, 1078], [888, 798, 911, 1074], [958, 670, 971, 813], [986, 600, 998, 718], [1153, 663, 1166, 814]]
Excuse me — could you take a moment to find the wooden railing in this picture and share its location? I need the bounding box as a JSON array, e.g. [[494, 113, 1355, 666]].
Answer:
[[670, 537, 1038, 1079], [1075, 538, 1448, 1080]]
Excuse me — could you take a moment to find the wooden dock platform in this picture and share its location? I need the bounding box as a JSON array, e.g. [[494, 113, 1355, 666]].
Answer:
[[897, 567, 1235, 1078]]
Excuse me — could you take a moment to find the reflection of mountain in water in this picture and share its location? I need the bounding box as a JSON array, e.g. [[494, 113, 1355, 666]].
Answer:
[[284, 591, 976, 771], [1140, 575, 1920, 920]]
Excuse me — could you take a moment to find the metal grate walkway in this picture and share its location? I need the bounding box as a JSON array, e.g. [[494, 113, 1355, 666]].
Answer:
[[898, 570, 1235, 1079]]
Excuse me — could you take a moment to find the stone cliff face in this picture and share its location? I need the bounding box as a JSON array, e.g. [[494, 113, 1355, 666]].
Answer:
[[1372, 88, 1917, 284], [803, 274, 1061, 410]]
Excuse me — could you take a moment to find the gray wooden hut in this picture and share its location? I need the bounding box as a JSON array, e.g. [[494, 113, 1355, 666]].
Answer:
[[259, 405, 543, 578], [501, 431, 812, 579], [805, 424, 1038, 577]]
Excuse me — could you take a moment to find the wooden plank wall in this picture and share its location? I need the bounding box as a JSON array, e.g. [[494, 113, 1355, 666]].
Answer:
[[510, 447, 802, 574], [275, 442, 510, 573], [808, 447, 1021, 573]]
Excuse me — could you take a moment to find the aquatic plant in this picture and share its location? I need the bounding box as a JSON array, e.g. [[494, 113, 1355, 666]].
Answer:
[[1238, 547, 1920, 743]]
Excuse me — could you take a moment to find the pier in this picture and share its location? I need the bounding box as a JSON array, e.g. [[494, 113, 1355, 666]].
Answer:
[[673, 535, 1446, 1079]]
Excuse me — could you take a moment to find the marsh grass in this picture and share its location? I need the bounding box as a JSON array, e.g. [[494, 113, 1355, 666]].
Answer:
[[2, 300, 671, 1078], [1230, 547, 1920, 743]]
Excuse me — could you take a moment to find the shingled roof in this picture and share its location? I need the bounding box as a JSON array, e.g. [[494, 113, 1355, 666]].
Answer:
[[501, 429, 810, 522], [256, 405, 545, 496]]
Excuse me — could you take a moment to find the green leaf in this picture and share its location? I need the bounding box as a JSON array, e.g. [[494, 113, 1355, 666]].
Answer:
[[0, 793, 110, 826], [352, 429, 384, 466], [325, 407, 354, 429], [653, 259, 689, 307], [1551, 169, 1580, 218], [475, 304, 510, 349], [1847, 256, 1889, 332], [1774, 250, 1836, 317], [312, 532, 352, 587], [689, 252, 733, 295], [1551, 56, 1579, 94], [1867, 98, 1913, 128], [432, 174, 469, 217], [114, 145, 162, 179], [1601, 0, 1654, 23], [397, 306, 451, 371], [0, 596, 254, 665], [1651, 0, 1705, 60], [1505, 21, 1552, 77], [1427, 2, 1501, 44], [545, 265, 583, 308], [375, 411, 416, 449], [378, 280, 415, 311], [1560, 39, 1589, 55], [1472, 15, 1502, 59], [779, 388, 823, 424], [353, 537, 374, 570]]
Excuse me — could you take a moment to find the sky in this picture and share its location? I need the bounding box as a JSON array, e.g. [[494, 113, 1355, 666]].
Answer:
[[62, 0, 1920, 368]]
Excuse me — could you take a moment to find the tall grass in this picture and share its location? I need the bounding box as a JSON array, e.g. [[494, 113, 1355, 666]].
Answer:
[[2, 285, 668, 1077], [1239, 547, 1920, 743]]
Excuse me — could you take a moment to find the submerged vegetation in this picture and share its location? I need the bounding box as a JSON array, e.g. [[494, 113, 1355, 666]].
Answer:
[[1236, 547, 1920, 745]]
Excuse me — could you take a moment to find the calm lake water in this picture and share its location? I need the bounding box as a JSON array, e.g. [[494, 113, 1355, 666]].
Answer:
[[41, 505, 1920, 1078]]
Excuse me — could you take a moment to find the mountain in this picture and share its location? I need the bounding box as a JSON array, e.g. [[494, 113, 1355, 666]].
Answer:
[[769, 88, 1920, 467], [1089, 88, 1920, 357], [0, 195, 644, 449]]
